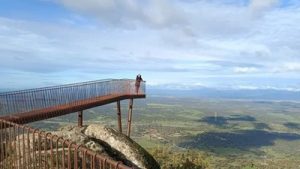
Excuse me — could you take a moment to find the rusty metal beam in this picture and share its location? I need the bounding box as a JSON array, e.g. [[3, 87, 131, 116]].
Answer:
[[127, 99, 134, 137], [117, 101, 122, 133], [78, 110, 83, 127], [0, 94, 145, 124]]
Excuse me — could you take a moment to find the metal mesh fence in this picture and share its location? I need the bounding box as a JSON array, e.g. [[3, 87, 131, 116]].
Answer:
[[0, 119, 132, 169], [0, 79, 145, 116]]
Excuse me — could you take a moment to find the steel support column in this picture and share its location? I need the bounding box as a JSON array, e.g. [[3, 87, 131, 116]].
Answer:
[[127, 99, 134, 137], [78, 110, 83, 127], [117, 101, 122, 133]]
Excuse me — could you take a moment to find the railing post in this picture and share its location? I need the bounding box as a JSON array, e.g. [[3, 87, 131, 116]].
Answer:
[[78, 110, 83, 127], [117, 101, 122, 133], [127, 99, 134, 137]]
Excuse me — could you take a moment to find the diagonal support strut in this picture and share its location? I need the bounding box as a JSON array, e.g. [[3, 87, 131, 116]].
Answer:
[[117, 101, 122, 133], [127, 99, 134, 137]]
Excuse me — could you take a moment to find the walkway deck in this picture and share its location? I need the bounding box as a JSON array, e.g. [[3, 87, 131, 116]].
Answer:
[[1, 93, 145, 124], [0, 79, 146, 124]]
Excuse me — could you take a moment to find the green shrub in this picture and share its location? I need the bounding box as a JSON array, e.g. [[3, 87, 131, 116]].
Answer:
[[149, 147, 210, 169]]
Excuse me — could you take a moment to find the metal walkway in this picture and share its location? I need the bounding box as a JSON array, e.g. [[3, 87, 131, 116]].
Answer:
[[0, 79, 145, 116], [0, 79, 145, 125], [0, 79, 145, 137], [0, 79, 147, 169]]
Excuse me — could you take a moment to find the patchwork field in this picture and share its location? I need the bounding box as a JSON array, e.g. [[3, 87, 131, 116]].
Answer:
[[31, 97, 300, 168]]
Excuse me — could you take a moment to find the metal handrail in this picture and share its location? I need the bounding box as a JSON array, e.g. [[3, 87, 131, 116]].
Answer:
[[0, 119, 132, 169], [0, 79, 145, 116]]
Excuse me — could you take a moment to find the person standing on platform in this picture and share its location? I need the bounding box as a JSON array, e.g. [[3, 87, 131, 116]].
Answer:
[[135, 74, 143, 94]]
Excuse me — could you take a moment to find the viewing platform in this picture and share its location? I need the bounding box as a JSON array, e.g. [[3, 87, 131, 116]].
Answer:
[[0, 79, 148, 169], [0, 79, 146, 136]]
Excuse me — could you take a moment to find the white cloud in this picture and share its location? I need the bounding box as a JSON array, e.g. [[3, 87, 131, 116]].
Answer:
[[235, 85, 300, 92], [58, 0, 185, 29], [249, 0, 279, 13], [233, 67, 259, 74], [274, 63, 300, 73], [0, 0, 300, 89], [284, 63, 300, 71]]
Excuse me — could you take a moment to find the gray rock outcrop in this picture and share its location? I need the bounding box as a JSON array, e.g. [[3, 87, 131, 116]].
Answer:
[[53, 124, 160, 169]]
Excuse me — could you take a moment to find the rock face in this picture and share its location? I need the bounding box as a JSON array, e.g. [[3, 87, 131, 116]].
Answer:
[[53, 124, 160, 169], [52, 125, 107, 154]]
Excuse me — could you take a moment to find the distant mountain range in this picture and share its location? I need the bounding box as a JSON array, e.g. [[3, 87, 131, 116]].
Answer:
[[148, 88, 300, 101], [0, 89, 10, 92]]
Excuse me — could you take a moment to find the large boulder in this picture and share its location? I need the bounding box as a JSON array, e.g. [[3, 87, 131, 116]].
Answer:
[[53, 125, 108, 155], [54, 124, 160, 169], [84, 124, 160, 169]]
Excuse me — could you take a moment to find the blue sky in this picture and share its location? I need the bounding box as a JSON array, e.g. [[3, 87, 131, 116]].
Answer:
[[0, 0, 299, 90]]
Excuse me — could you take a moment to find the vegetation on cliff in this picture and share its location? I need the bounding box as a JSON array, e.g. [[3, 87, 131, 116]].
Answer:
[[150, 147, 210, 169]]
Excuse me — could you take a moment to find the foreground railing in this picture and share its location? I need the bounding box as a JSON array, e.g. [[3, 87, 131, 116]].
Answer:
[[0, 119, 132, 169], [0, 79, 145, 116]]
